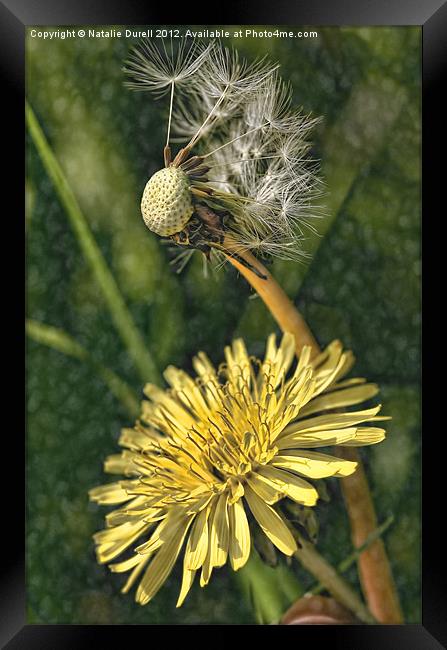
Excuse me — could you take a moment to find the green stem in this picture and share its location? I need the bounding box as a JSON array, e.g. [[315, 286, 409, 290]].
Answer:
[[26, 100, 161, 386], [310, 515, 395, 596], [235, 551, 302, 624], [293, 532, 376, 624], [26, 319, 140, 418]]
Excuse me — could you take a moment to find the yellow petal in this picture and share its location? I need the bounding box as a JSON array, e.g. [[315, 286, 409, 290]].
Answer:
[[262, 333, 278, 369], [121, 554, 152, 594], [322, 377, 366, 393], [225, 338, 251, 389], [136, 515, 193, 605], [311, 340, 342, 374], [244, 484, 297, 555], [185, 506, 210, 570], [209, 492, 229, 568], [247, 472, 285, 504], [200, 555, 212, 587], [200, 493, 229, 586], [295, 344, 312, 374], [258, 465, 318, 506], [269, 369, 317, 439], [134, 522, 162, 554], [192, 351, 222, 411], [298, 383, 379, 417], [163, 365, 210, 420], [260, 333, 295, 390], [192, 350, 219, 383], [228, 500, 251, 571], [283, 405, 382, 435], [274, 332, 296, 385], [272, 450, 358, 478], [342, 427, 386, 446], [228, 479, 245, 504], [105, 496, 155, 527], [278, 427, 358, 450], [143, 383, 197, 429], [118, 426, 160, 451], [94, 521, 151, 564], [89, 481, 135, 505], [333, 350, 355, 382], [109, 553, 145, 573], [136, 507, 185, 554], [176, 566, 196, 607], [103, 453, 139, 476], [312, 351, 357, 396], [93, 519, 147, 545]]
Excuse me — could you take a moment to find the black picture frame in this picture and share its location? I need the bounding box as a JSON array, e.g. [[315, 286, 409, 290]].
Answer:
[[5, 0, 445, 646]]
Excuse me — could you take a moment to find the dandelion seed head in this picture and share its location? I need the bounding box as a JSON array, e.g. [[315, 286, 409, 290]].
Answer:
[[125, 38, 324, 268]]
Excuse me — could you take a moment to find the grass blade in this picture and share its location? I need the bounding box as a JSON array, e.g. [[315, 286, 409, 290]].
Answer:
[[26, 100, 161, 385], [26, 319, 140, 418], [310, 515, 395, 596]]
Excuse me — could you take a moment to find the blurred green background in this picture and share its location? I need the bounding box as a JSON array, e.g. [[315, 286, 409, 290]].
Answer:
[[26, 26, 421, 624]]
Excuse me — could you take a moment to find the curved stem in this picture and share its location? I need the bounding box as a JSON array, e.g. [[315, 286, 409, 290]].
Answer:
[[223, 239, 319, 355], [224, 240, 403, 624]]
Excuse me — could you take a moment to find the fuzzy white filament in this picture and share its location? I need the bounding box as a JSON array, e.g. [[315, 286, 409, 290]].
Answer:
[[123, 38, 213, 95]]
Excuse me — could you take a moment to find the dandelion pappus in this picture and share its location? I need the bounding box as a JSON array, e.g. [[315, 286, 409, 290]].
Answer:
[[124, 38, 324, 275]]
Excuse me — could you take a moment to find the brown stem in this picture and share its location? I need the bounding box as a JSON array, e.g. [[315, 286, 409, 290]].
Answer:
[[224, 240, 403, 624], [294, 533, 376, 624], [223, 239, 319, 356], [336, 448, 404, 623]]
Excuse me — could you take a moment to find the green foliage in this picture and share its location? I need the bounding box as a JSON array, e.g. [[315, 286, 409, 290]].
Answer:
[[26, 26, 420, 623], [26, 102, 161, 385], [26, 319, 140, 418]]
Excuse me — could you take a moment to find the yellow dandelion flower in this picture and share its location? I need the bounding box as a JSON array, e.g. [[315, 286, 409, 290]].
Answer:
[[89, 334, 388, 607]]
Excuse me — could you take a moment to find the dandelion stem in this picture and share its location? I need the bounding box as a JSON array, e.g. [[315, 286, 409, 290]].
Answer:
[[223, 237, 319, 356], [292, 531, 376, 624], [336, 451, 404, 623], [224, 239, 404, 624]]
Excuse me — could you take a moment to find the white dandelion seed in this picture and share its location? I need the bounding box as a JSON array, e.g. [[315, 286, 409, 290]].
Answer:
[[124, 38, 324, 271], [123, 38, 213, 96]]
